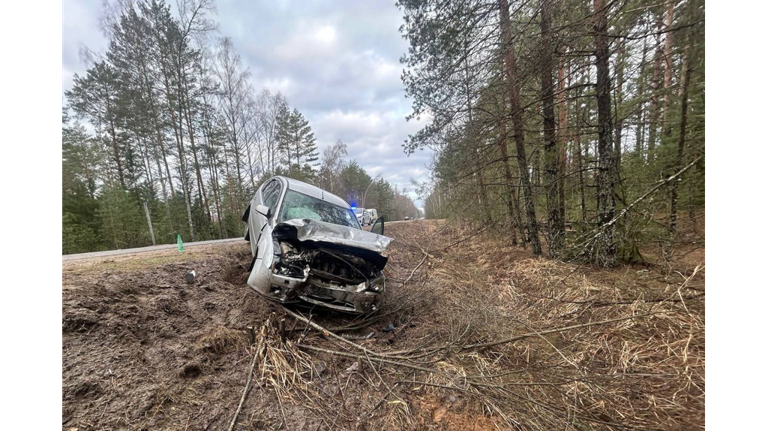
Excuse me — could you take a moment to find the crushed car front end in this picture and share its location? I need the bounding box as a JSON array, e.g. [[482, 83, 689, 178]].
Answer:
[[247, 219, 391, 314]]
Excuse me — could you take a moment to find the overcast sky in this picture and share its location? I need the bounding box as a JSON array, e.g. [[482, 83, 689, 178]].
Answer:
[[62, 0, 433, 207]]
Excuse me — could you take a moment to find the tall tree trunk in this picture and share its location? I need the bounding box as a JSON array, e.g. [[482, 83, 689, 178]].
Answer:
[[463, 45, 492, 224], [176, 91, 196, 242], [211, 171, 224, 239], [592, 0, 617, 266], [498, 0, 542, 255], [161, 64, 195, 240], [575, 115, 587, 224], [156, 127, 176, 198], [648, 14, 664, 163], [141, 67, 175, 230], [208, 145, 225, 239], [223, 145, 235, 218], [573, 68, 588, 224], [155, 155, 175, 234], [614, 41, 625, 172], [167, 72, 196, 242], [661, 0, 675, 138], [206, 146, 224, 239], [268, 123, 276, 176], [137, 133, 155, 193], [295, 136, 301, 167], [258, 142, 266, 179], [557, 58, 569, 230], [176, 130, 196, 242], [245, 133, 257, 191], [669, 22, 693, 237], [634, 28, 649, 154], [541, 0, 563, 257], [180, 69, 212, 224], [140, 61, 175, 197], [475, 152, 492, 223], [228, 112, 245, 205], [107, 116, 126, 189], [497, 111, 525, 246], [200, 87, 225, 239]]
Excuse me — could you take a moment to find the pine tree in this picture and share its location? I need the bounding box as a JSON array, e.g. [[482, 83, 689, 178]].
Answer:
[[398, 0, 705, 265], [276, 107, 319, 173], [63, 113, 102, 253], [67, 61, 126, 188]]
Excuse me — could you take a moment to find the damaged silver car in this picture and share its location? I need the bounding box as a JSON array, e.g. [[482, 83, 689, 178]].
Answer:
[[242, 176, 391, 314]]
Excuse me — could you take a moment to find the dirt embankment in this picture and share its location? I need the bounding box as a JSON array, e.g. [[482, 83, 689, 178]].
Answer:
[[63, 220, 704, 430], [63, 241, 264, 429]]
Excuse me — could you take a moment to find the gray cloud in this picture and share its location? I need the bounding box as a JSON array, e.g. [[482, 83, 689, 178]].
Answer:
[[62, 0, 432, 205], [62, 0, 107, 88]]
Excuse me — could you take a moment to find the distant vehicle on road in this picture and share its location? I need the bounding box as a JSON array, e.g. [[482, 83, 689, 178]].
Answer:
[[365, 209, 378, 223], [354, 207, 372, 225], [403, 216, 411, 221]]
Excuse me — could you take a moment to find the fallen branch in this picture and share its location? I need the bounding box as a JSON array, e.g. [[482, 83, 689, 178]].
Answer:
[[296, 344, 435, 373], [433, 222, 497, 253], [282, 307, 411, 360], [524, 291, 704, 307], [461, 313, 656, 351], [574, 155, 704, 249], [363, 350, 405, 417], [402, 248, 429, 286], [228, 316, 270, 431], [367, 371, 417, 418]]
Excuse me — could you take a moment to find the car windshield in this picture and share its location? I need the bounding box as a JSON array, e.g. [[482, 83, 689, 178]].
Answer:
[[279, 190, 360, 229], [353, 208, 363, 215]]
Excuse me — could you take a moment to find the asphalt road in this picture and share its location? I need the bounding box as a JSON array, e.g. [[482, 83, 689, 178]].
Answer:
[[62, 219, 419, 262], [62, 237, 243, 262]]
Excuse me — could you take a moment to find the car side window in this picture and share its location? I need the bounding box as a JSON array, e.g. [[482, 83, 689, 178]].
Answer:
[[261, 180, 281, 216]]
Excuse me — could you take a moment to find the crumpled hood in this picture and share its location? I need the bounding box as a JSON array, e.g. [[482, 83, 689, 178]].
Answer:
[[274, 219, 392, 253]]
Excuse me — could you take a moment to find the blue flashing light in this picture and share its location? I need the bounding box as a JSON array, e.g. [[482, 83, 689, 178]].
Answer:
[[350, 200, 357, 209]]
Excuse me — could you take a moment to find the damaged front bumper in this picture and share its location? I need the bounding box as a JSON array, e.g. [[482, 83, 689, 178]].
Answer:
[[250, 260, 385, 314], [247, 219, 390, 314], [298, 272, 384, 313]]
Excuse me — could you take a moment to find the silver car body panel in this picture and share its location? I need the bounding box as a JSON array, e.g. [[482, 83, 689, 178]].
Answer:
[[245, 176, 391, 314], [278, 219, 391, 253]]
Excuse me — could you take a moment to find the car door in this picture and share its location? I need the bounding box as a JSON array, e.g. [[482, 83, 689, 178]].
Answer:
[[370, 215, 385, 235], [244, 185, 263, 257], [250, 179, 282, 255]]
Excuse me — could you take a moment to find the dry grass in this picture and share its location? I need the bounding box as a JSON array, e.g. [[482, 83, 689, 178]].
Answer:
[[197, 326, 248, 355], [282, 220, 705, 430], [434, 224, 700, 429], [228, 316, 333, 430], [62, 219, 704, 430]]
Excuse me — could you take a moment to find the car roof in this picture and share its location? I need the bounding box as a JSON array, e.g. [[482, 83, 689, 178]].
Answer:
[[275, 176, 350, 209]]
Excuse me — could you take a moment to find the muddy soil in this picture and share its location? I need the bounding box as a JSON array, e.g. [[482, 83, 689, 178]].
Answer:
[[63, 220, 704, 430], [62, 222, 482, 429], [63, 241, 266, 429]]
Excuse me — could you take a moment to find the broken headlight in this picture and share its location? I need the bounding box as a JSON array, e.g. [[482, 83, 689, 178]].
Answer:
[[367, 277, 385, 292]]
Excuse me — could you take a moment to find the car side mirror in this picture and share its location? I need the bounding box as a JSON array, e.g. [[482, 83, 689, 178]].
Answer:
[[370, 216, 385, 235], [255, 204, 271, 218]]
